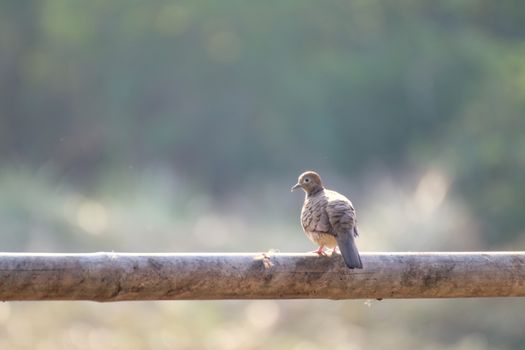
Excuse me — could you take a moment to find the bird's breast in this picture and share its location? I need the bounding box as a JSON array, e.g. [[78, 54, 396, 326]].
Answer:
[[301, 197, 330, 233], [304, 230, 337, 248]]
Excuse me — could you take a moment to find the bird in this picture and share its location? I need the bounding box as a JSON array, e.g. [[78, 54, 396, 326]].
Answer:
[[291, 171, 363, 269]]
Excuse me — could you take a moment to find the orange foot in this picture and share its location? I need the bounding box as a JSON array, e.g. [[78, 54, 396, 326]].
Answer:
[[312, 246, 327, 256]]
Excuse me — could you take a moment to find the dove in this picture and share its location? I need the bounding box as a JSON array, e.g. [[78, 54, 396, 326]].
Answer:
[[291, 171, 363, 269]]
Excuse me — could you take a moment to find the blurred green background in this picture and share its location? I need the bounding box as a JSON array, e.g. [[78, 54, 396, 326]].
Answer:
[[1, 0, 525, 349]]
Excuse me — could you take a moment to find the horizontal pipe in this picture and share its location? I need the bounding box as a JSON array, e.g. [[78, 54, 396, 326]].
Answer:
[[0, 252, 524, 301]]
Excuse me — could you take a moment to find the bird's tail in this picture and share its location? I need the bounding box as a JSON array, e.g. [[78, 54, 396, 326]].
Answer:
[[336, 232, 363, 269]]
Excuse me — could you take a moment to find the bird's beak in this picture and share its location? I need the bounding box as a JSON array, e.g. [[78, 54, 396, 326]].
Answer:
[[291, 183, 302, 192]]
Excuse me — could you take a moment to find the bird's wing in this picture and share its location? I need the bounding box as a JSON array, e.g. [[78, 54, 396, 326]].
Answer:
[[326, 194, 362, 269], [325, 197, 356, 232]]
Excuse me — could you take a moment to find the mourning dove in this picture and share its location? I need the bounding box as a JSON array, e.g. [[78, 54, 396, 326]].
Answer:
[[291, 171, 363, 269]]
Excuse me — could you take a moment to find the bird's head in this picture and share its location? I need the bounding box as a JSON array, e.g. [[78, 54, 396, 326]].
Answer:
[[291, 171, 324, 195]]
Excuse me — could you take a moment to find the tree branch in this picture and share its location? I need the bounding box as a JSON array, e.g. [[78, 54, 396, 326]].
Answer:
[[0, 252, 523, 301]]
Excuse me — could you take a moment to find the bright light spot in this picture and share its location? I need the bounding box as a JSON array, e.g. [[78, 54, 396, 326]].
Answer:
[[245, 300, 280, 330], [414, 169, 449, 214], [77, 200, 109, 235]]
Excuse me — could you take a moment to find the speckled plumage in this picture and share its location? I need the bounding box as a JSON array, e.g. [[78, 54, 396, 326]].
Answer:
[[292, 171, 363, 269]]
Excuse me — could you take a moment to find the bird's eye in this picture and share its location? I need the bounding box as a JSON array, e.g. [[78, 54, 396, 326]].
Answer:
[[304, 178, 309, 182]]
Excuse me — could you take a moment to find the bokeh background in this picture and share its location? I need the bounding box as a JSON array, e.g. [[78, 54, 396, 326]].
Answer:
[[1, 1, 525, 349]]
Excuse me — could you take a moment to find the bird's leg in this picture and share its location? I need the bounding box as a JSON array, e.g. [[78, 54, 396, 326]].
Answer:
[[331, 246, 339, 255], [312, 246, 327, 256]]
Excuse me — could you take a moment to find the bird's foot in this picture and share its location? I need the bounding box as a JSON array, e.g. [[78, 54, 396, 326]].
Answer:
[[312, 246, 327, 256], [331, 247, 339, 255]]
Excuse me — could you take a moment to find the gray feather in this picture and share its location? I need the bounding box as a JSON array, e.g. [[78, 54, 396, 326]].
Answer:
[[336, 232, 363, 269]]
